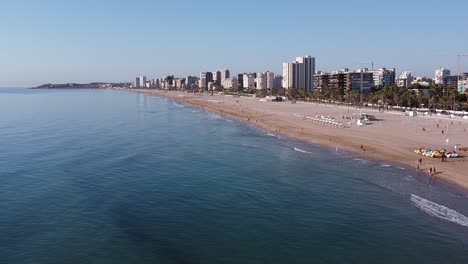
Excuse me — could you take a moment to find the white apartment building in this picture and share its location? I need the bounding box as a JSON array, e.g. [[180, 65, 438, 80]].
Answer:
[[243, 73, 255, 90], [396, 71, 414, 88], [283, 62, 299, 89], [412, 76, 433, 87], [435, 67, 450, 85], [282, 56, 315, 90], [256, 72, 266, 90], [222, 77, 238, 91], [139, 76, 146, 87], [265, 71, 275, 89], [371, 68, 396, 87]]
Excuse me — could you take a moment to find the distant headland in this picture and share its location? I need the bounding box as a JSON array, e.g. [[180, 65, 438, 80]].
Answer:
[[32, 82, 131, 89]]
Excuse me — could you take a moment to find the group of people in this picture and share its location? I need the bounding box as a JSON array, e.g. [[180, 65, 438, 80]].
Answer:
[[416, 158, 437, 177]]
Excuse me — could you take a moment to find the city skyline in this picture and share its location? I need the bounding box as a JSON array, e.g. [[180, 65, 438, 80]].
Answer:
[[1, 0, 468, 87]]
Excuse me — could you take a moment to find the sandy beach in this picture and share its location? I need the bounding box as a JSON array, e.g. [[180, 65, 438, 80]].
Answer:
[[127, 89, 468, 191]]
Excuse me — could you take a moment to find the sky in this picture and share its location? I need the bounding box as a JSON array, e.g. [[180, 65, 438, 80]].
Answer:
[[0, 0, 467, 87]]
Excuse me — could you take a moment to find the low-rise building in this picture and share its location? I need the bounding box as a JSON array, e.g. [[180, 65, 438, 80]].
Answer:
[[412, 76, 433, 87]]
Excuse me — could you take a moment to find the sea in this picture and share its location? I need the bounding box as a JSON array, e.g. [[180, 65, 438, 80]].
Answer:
[[1, 88, 467, 264]]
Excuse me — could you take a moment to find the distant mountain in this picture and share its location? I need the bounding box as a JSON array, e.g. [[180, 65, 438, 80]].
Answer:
[[33, 82, 131, 89]]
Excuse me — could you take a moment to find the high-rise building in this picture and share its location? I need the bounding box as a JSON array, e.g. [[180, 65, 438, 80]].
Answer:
[[444, 75, 459, 90], [186, 76, 198, 86], [344, 69, 375, 92], [435, 67, 450, 85], [282, 56, 315, 90], [371, 68, 396, 87], [396, 71, 414, 88], [255, 71, 275, 90], [135, 77, 141, 88], [265, 71, 275, 89], [243, 73, 255, 90], [139, 76, 146, 88], [256, 72, 266, 90], [283, 62, 299, 89], [212, 71, 222, 85], [221, 69, 230, 82], [237, 74, 245, 88], [200, 72, 213, 90], [222, 77, 238, 91], [274, 75, 283, 90]]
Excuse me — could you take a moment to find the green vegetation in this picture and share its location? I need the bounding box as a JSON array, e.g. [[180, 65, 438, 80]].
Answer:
[[272, 85, 468, 111]]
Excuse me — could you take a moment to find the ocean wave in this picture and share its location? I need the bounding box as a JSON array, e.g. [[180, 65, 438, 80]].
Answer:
[[353, 158, 369, 164], [172, 103, 184, 108], [294, 147, 313, 154], [410, 194, 468, 227], [267, 133, 276, 137]]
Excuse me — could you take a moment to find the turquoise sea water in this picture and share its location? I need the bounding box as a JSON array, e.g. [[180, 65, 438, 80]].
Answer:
[[1, 88, 468, 264]]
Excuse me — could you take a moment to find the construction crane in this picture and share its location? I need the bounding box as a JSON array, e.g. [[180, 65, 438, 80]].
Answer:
[[458, 55, 468, 93]]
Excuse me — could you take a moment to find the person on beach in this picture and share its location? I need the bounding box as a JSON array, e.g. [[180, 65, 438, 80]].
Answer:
[[416, 165, 420, 173], [434, 167, 437, 174], [429, 167, 433, 175]]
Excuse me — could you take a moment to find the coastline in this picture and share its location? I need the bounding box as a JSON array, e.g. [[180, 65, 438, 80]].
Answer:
[[125, 89, 468, 194]]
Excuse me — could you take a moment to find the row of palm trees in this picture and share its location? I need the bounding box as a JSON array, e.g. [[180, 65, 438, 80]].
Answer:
[[269, 84, 468, 111]]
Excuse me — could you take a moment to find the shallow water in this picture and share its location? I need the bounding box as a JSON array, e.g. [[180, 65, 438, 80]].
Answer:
[[0, 88, 467, 263]]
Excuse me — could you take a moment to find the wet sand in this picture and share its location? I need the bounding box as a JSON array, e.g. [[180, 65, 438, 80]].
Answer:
[[127, 89, 468, 191]]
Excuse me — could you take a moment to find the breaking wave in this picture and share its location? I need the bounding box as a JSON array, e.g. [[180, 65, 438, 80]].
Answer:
[[294, 147, 313, 154], [411, 194, 468, 227]]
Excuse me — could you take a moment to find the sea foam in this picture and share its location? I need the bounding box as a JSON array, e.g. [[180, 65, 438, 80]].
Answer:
[[411, 194, 468, 227], [294, 147, 312, 154]]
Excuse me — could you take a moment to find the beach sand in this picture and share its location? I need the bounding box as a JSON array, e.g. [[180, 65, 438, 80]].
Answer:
[[127, 89, 468, 191]]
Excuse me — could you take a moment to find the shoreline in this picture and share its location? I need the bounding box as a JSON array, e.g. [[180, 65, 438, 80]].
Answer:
[[125, 89, 468, 194]]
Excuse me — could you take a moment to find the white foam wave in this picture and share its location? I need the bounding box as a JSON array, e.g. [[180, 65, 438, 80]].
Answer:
[[353, 158, 369, 164], [172, 103, 184, 108], [267, 133, 275, 137], [411, 194, 468, 227], [294, 147, 312, 154], [380, 164, 392, 168]]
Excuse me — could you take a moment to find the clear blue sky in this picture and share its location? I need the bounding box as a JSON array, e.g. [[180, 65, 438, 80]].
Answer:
[[1, 0, 467, 87]]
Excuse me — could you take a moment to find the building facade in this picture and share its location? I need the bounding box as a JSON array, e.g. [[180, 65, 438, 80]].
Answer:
[[371, 68, 396, 87], [435, 67, 450, 85], [265, 71, 275, 89], [282, 56, 315, 90], [274, 75, 283, 90], [221, 69, 230, 83], [396, 71, 414, 88], [243, 73, 255, 90], [222, 77, 238, 91], [200, 72, 213, 90], [256, 72, 266, 90]]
